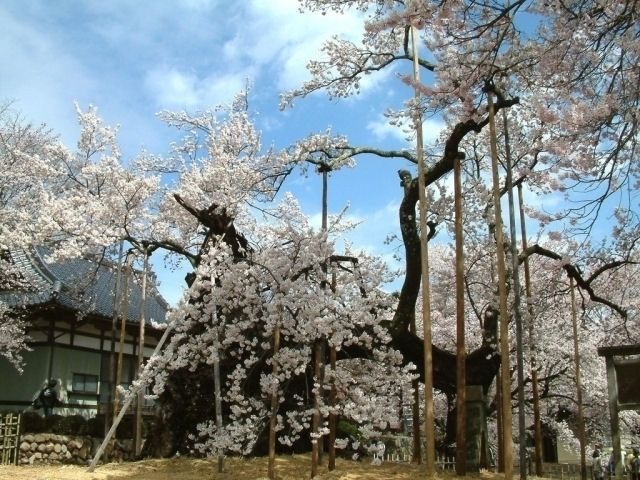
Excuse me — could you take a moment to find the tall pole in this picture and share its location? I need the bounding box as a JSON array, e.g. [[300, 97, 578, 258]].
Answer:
[[106, 240, 125, 436], [503, 110, 527, 479], [487, 89, 513, 480], [411, 25, 436, 476], [312, 166, 329, 477], [135, 245, 149, 457], [410, 317, 423, 464], [212, 305, 225, 473], [570, 277, 587, 480], [328, 271, 337, 471], [454, 127, 466, 476], [88, 322, 174, 472], [268, 308, 282, 480], [114, 254, 132, 421], [518, 183, 543, 475], [489, 239, 504, 473]]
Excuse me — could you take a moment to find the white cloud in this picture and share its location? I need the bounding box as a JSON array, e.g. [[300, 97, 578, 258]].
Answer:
[[144, 68, 249, 109], [221, 0, 376, 93], [0, 4, 95, 145], [367, 115, 446, 149]]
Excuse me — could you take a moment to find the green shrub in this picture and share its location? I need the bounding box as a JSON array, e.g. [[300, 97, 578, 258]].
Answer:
[[53, 414, 87, 435], [43, 414, 63, 432], [87, 415, 105, 437], [20, 411, 45, 433], [337, 419, 362, 440]]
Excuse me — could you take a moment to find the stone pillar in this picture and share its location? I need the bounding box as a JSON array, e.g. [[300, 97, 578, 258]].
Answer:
[[465, 385, 489, 472]]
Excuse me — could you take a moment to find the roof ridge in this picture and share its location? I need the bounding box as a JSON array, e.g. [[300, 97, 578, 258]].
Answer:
[[30, 248, 61, 286]]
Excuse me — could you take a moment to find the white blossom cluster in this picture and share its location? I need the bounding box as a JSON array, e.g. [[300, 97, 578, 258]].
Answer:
[[132, 193, 414, 455]]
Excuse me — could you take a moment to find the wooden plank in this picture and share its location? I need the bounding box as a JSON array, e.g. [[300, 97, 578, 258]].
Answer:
[[597, 344, 640, 357], [605, 356, 622, 480]]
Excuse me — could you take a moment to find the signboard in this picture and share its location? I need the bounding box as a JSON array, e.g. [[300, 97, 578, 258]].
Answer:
[[614, 358, 640, 408]]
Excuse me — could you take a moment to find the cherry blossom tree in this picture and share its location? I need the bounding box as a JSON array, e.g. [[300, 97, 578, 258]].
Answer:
[[2, 0, 638, 462], [282, 0, 640, 454], [0, 102, 61, 371], [117, 91, 419, 456], [0, 101, 160, 371]]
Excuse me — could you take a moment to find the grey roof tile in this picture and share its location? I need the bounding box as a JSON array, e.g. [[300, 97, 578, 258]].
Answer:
[[2, 248, 169, 325]]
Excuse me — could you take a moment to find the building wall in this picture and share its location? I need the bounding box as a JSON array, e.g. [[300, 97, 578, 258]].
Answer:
[[53, 345, 102, 416], [0, 347, 51, 406], [0, 314, 162, 418]]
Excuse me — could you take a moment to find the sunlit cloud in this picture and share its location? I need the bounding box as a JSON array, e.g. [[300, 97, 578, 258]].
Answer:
[[367, 115, 446, 146], [144, 68, 249, 109]]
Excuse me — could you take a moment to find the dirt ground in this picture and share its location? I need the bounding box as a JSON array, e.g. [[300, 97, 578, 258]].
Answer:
[[0, 455, 513, 480]]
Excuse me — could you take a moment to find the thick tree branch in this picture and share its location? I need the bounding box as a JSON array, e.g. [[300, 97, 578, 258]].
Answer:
[[519, 244, 632, 318]]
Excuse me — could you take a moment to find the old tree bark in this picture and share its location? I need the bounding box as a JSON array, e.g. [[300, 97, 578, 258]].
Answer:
[[141, 96, 521, 454], [143, 90, 634, 454], [383, 96, 519, 445]]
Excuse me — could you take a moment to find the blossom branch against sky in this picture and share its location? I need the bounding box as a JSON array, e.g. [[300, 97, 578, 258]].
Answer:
[[0, 0, 419, 304]]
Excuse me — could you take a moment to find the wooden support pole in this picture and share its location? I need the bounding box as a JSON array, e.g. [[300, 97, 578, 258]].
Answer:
[[88, 323, 174, 472], [113, 255, 132, 422], [487, 90, 513, 480], [106, 240, 125, 437], [503, 110, 527, 479], [411, 25, 436, 477], [268, 318, 281, 480], [518, 183, 544, 475], [213, 321, 224, 473], [496, 366, 504, 472], [454, 146, 466, 476], [410, 316, 423, 464], [311, 340, 323, 478], [570, 278, 587, 480], [135, 246, 149, 457], [328, 272, 337, 471]]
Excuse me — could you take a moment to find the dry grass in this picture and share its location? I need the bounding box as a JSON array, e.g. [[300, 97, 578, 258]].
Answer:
[[0, 456, 523, 480]]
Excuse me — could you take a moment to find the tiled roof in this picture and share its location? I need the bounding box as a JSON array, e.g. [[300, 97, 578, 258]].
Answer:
[[1, 248, 169, 325]]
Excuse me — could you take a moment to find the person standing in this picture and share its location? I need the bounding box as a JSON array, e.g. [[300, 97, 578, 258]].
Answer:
[[593, 445, 605, 480], [608, 450, 616, 479], [630, 448, 640, 480], [38, 379, 61, 417]]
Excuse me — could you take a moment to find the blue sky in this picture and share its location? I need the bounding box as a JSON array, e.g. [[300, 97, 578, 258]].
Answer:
[[0, 0, 435, 305]]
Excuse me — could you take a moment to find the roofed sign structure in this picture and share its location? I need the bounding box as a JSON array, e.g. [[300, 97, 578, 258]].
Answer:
[[597, 344, 640, 480]]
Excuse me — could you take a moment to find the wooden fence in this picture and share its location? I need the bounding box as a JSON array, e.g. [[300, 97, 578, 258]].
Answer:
[[0, 412, 21, 465], [380, 452, 456, 470], [541, 462, 592, 480]]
